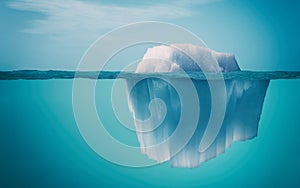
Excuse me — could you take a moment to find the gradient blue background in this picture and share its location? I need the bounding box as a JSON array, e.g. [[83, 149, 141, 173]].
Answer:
[[1, 0, 300, 187]]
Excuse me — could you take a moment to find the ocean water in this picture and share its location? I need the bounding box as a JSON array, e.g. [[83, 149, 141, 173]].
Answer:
[[1, 71, 300, 187]]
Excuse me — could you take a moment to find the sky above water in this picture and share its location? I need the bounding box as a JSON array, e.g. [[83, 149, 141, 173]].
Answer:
[[1, 0, 300, 71]]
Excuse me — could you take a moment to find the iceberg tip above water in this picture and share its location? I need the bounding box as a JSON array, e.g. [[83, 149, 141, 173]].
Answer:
[[126, 44, 269, 168]]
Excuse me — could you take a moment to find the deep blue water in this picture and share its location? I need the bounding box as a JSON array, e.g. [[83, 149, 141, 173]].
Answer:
[[1, 71, 300, 187]]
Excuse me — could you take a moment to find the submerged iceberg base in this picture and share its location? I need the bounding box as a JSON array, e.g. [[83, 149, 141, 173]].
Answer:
[[126, 44, 269, 168]]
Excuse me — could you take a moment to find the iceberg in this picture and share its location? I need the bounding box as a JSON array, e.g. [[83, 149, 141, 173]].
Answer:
[[126, 44, 269, 168]]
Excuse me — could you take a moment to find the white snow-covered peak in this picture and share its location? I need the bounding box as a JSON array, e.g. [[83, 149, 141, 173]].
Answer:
[[136, 44, 240, 73]]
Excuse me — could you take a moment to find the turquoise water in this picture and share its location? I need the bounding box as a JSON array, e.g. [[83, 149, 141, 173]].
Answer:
[[1, 76, 300, 187]]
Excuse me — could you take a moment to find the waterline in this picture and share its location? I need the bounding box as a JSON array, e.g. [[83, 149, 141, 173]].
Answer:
[[1, 70, 300, 80]]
